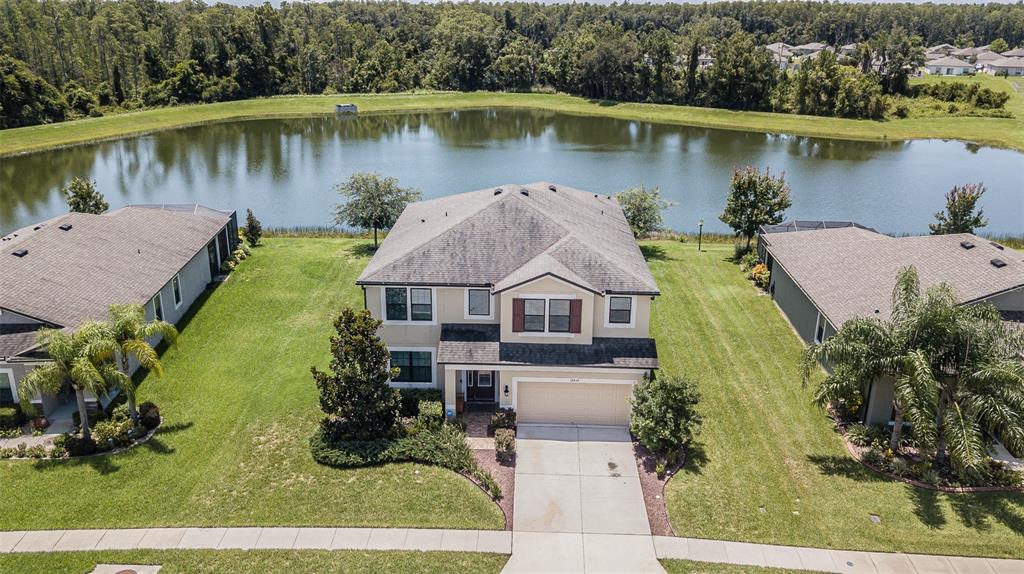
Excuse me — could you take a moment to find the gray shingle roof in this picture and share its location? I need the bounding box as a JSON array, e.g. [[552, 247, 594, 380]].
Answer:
[[1, 205, 230, 331], [357, 182, 659, 295], [762, 227, 1024, 329], [0, 323, 45, 357], [925, 56, 973, 67], [437, 323, 658, 369]]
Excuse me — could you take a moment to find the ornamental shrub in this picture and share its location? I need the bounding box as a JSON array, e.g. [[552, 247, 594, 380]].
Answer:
[[243, 208, 263, 247], [489, 408, 516, 434], [495, 428, 516, 463], [138, 401, 161, 430], [748, 262, 770, 290], [0, 406, 23, 428], [92, 417, 135, 451], [630, 373, 702, 466], [416, 400, 444, 432], [398, 388, 442, 417]]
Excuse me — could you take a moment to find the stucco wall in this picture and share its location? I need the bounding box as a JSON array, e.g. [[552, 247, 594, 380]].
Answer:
[[768, 259, 821, 344], [592, 294, 652, 338], [499, 276, 594, 345], [865, 375, 895, 425]]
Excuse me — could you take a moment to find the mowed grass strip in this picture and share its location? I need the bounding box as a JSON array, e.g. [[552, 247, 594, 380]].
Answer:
[[0, 549, 509, 574], [3, 80, 1022, 157], [0, 238, 505, 530], [650, 241, 1024, 558]]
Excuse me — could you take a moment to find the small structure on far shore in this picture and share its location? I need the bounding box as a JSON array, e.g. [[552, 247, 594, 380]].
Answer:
[[335, 103, 358, 114]]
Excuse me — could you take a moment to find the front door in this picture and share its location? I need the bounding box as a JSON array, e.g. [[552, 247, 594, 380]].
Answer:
[[467, 370, 495, 402]]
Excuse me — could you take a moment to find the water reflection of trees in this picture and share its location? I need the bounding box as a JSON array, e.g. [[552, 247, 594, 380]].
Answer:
[[0, 109, 941, 232]]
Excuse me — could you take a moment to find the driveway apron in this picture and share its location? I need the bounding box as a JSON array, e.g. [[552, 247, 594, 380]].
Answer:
[[503, 425, 665, 573]]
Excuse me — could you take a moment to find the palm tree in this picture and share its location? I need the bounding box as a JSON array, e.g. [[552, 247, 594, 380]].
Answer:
[[105, 304, 178, 422], [801, 267, 942, 452], [17, 323, 129, 440]]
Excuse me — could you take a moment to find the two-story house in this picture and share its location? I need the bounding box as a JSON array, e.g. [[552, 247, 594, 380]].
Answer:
[[356, 182, 660, 426]]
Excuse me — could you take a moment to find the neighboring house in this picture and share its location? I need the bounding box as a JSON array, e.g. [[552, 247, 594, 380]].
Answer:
[[1002, 47, 1024, 58], [974, 50, 1004, 70], [765, 43, 795, 70], [791, 42, 827, 56], [758, 222, 1024, 426], [988, 57, 1024, 76], [356, 182, 659, 426], [926, 43, 956, 57], [838, 43, 858, 57], [0, 204, 238, 417], [952, 45, 990, 61], [924, 56, 974, 76]]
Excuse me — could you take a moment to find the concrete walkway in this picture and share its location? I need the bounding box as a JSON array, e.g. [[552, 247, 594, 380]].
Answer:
[[2, 527, 1024, 573], [0, 527, 511, 554]]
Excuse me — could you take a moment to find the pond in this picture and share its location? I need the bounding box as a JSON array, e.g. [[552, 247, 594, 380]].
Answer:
[[1, 109, 1021, 236]]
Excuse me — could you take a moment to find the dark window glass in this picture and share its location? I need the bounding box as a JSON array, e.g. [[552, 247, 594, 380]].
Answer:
[[468, 289, 490, 316], [153, 295, 163, 321], [391, 351, 432, 382], [410, 288, 432, 321], [548, 299, 571, 332], [609, 296, 632, 324], [523, 299, 545, 332], [0, 372, 13, 403], [816, 318, 826, 343], [385, 288, 408, 321], [172, 276, 182, 306]]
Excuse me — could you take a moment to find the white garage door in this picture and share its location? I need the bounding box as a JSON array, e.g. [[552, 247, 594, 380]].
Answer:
[[517, 381, 632, 426]]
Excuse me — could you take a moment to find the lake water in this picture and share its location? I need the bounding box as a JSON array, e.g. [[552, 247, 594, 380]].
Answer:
[[1, 109, 1021, 235]]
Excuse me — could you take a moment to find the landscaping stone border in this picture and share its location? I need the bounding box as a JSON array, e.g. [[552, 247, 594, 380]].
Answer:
[[831, 415, 1024, 494], [1, 417, 163, 462]]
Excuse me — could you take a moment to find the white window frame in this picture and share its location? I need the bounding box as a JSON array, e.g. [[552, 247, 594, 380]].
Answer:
[[380, 286, 437, 326], [515, 293, 578, 338], [464, 288, 494, 320], [152, 292, 165, 322], [603, 295, 637, 329], [171, 274, 183, 309], [813, 312, 828, 344], [0, 368, 17, 405], [387, 346, 436, 387]]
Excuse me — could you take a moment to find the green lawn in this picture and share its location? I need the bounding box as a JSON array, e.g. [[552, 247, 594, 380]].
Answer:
[[0, 238, 505, 530], [662, 560, 827, 574], [2, 85, 1022, 157], [651, 241, 1024, 558], [0, 549, 508, 574]]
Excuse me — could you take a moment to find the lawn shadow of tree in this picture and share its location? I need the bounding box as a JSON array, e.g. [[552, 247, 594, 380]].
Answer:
[[347, 243, 379, 258], [807, 453, 1024, 535], [586, 99, 620, 107], [140, 420, 195, 455], [640, 244, 672, 261], [679, 441, 709, 475]]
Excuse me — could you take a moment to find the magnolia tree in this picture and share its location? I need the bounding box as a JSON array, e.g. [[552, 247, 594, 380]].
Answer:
[[719, 166, 791, 251], [614, 185, 677, 238], [311, 308, 401, 440]]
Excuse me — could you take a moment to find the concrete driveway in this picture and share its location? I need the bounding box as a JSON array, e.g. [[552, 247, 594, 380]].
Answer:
[[502, 425, 664, 574]]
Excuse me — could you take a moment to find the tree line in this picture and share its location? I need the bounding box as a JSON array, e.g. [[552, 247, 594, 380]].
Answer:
[[2, 0, 1022, 128]]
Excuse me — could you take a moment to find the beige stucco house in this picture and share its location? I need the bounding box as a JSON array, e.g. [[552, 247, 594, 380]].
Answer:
[[356, 182, 659, 426]]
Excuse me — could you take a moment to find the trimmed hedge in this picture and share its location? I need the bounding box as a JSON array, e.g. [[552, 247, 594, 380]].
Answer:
[[495, 428, 516, 463], [310, 423, 501, 499], [398, 388, 442, 417], [0, 406, 23, 428]]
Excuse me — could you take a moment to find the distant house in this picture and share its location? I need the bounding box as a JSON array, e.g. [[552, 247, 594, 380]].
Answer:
[[838, 43, 858, 57], [974, 50, 1004, 70], [988, 57, 1024, 76], [0, 205, 238, 418], [926, 43, 956, 57], [791, 42, 827, 56], [758, 222, 1024, 425], [952, 45, 991, 60], [765, 42, 794, 69], [924, 56, 974, 76], [1002, 47, 1024, 58]]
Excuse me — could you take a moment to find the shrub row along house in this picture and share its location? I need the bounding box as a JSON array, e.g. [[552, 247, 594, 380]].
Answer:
[[758, 221, 1023, 425], [0, 205, 237, 420], [356, 182, 660, 425]]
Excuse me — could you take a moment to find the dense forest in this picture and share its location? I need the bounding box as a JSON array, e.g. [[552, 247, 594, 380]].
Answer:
[[2, 0, 1022, 129]]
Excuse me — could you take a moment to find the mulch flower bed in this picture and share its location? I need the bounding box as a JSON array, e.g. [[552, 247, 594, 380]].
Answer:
[[471, 449, 515, 530], [632, 441, 681, 536]]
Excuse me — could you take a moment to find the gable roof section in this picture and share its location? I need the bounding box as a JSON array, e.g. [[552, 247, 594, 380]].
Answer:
[[925, 56, 973, 67], [762, 227, 1024, 329], [358, 182, 659, 295], [1, 205, 230, 331]]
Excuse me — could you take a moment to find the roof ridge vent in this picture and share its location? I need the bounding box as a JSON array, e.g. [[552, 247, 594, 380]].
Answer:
[[520, 188, 529, 197], [12, 249, 28, 257], [960, 240, 975, 249], [990, 258, 1007, 268]]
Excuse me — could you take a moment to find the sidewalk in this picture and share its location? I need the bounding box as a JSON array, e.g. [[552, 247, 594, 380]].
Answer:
[[0, 527, 511, 554]]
